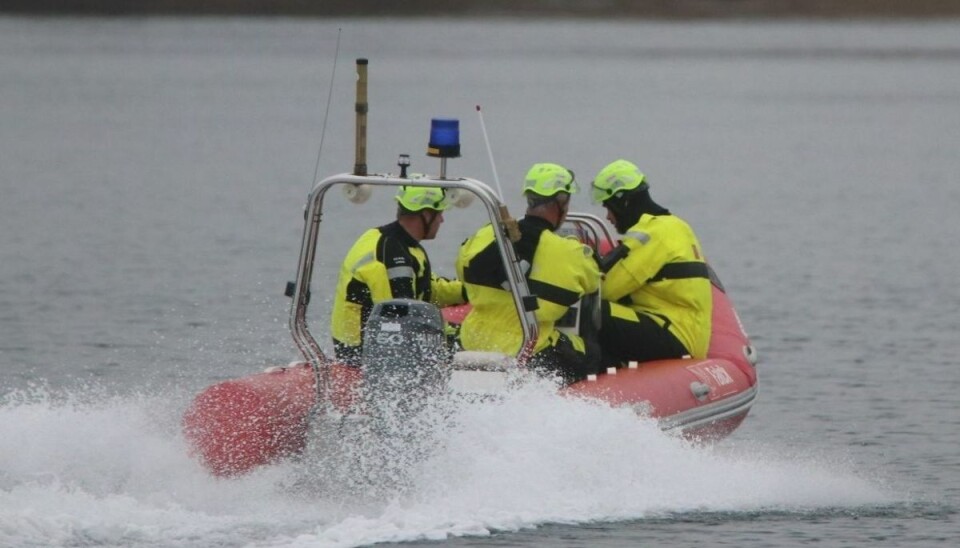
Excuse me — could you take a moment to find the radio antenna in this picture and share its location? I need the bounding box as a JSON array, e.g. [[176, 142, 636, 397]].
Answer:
[[311, 28, 342, 187], [476, 105, 504, 200]]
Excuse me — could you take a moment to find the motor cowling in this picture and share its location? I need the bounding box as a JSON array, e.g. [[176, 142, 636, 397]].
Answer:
[[361, 299, 450, 405]]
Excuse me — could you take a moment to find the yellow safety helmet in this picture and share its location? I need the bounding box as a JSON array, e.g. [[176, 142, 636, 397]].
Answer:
[[395, 185, 449, 212], [522, 163, 578, 197], [591, 159, 647, 204]]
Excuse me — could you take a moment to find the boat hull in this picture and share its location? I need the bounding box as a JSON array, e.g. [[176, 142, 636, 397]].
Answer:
[[563, 358, 756, 441], [182, 364, 359, 477], [184, 284, 756, 476]]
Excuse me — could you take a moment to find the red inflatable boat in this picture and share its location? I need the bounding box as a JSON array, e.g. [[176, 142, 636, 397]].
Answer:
[[183, 59, 758, 477], [184, 279, 756, 477]]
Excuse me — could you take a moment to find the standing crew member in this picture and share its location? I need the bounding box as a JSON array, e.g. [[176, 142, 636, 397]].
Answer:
[[592, 159, 712, 366], [457, 163, 601, 383], [331, 185, 465, 366]]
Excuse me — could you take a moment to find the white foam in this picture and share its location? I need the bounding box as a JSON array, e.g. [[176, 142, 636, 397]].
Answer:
[[0, 381, 894, 548]]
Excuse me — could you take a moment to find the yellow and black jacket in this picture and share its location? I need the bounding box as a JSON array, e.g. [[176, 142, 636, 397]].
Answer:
[[456, 216, 600, 356], [603, 213, 713, 358], [331, 221, 464, 365]]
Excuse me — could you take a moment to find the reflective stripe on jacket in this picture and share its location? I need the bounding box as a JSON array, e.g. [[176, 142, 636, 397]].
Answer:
[[456, 216, 600, 355], [331, 221, 464, 360], [602, 213, 712, 358]]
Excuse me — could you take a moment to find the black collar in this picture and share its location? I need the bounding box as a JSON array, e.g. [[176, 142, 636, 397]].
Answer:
[[380, 220, 419, 247]]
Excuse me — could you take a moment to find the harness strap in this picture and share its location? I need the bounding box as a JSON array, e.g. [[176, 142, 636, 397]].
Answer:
[[647, 311, 672, 331], [648, 261, 709, 283]]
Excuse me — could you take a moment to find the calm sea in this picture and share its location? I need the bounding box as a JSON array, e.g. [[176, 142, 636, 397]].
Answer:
[[1, 16, 958, 547]]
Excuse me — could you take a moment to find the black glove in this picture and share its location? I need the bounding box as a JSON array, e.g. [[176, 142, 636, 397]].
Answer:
[[599, 242, 629, 273]]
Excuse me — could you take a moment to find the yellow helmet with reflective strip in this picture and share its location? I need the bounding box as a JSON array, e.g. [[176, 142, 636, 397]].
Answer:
[[522, 163, 578, 197], [592, 159, 647, 204], [395, 185, 449, 212]]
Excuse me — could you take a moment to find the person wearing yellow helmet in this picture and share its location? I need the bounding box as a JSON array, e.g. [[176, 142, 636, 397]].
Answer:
[[331, 183, 466, 366], [456, 163, 601, 383], [393, 184, 450, 239], [591, 159, 713, 365]]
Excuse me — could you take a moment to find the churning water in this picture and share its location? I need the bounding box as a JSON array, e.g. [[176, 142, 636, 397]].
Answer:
[[1, 16, 958, 547]]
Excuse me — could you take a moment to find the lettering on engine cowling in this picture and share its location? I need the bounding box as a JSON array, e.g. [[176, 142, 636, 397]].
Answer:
[[374, 330, 444, 349], [375, 332, 405, 345]]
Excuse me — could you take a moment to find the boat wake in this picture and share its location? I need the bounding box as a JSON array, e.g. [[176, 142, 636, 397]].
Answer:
[[1, 380, 895, 548]]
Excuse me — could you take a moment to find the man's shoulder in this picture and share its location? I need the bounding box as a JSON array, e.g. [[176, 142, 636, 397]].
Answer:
[[347, 226, 384, 249], [459, 223, 496, 251], [473, 223, 495, 237], [543, 229, 579, 245], [632, 213, 698, 237], [542, 230, 595, 259], [644, 212, 694, 229]]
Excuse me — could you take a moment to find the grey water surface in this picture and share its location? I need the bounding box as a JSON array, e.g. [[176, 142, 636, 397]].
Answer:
[[1, 16, 958, 547]]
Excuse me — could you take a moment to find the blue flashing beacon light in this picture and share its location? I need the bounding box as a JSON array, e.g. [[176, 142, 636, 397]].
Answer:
[[427, 118, 461, 158]]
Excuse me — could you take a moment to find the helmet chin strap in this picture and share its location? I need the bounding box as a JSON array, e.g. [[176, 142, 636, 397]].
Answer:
[[546, 194, 572, 231], [551, 198, 567, 231], [419, 210, 438, 239]]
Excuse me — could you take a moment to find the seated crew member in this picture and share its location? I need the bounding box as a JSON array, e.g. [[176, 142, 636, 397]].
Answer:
[[591, 159, 713, 366], [331, 185, 465, 366], [456, 163, 601, 383]]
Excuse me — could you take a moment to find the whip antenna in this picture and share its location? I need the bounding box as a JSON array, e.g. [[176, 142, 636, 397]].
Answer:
[[310, 28, 342, 187], [476, 105, 520, 242], [476, 105, 504, 200]]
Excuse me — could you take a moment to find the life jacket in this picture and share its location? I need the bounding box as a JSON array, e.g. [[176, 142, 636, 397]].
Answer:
[[602, 213, 713, 358], [456, 216, 600, 355], [331, 221, 463, 364]]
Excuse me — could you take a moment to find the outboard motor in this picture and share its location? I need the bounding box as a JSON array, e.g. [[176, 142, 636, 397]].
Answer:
[[355, 299, 451, 493], [299, 300, 449, 498], [361, 299, 450, 408]]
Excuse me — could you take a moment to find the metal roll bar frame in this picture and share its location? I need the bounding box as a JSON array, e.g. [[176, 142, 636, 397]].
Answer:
[[287, 173, 544, 402]]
